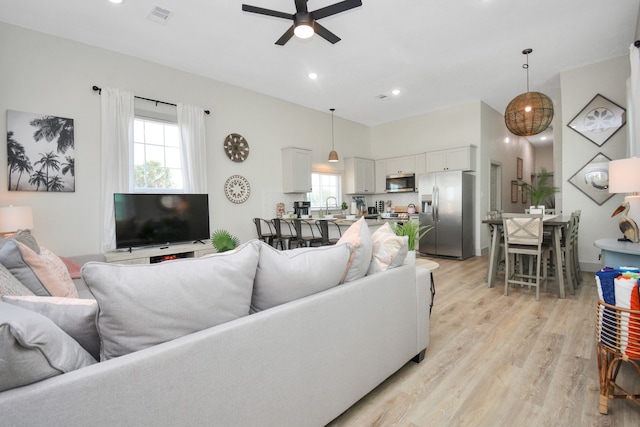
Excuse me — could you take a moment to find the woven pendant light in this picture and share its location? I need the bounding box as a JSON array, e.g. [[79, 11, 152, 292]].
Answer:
[[328, 108, 339, 162], [504, 49, 554, 136]]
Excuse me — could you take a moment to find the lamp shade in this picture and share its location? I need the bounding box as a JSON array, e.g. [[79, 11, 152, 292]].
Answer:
[[328, 150, 339, 162], [608, 158, 640, 194], [504, 91, 554, 136], [0, 206, 34, 234]]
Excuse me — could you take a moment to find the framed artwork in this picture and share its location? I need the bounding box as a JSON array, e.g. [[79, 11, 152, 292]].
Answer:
[[567, 94, 626, 146], [511, 180, 518, 203], [516, 157, 523, 179], [521, 184, 528, 205], [7, 110, 75, 192], [568, 152, 613, 205]]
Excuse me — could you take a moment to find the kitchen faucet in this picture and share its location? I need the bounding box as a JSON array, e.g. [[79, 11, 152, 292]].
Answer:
[[326, 196, 338, 214]]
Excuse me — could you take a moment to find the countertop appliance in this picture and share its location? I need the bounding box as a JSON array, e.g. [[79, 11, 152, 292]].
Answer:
[[418, 171, 474, 260], [293, 201, 310, 218], [385, 173, 416, 193]]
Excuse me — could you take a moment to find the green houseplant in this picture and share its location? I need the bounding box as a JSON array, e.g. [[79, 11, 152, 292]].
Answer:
[[211, 229, 240, 253], [520, 167, 560, 208], [391, 220, 432, 252]]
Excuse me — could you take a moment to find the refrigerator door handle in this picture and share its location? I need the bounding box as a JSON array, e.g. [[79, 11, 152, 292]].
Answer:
[[433, 185, 439, 222]]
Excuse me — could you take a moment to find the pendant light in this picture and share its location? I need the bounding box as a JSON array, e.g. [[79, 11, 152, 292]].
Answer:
[[328, 108, 339, 162], [504, 48, 554, 136]]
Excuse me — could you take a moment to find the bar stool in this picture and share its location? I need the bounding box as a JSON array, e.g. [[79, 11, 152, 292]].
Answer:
[[293, 219, 323, 247], [272, 218, 295, 250], [253, 218, 275, 246], [502, 213, 549, 301]]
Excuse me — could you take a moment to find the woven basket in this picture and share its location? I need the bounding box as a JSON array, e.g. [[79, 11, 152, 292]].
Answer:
[[595, 299, 640, 414]]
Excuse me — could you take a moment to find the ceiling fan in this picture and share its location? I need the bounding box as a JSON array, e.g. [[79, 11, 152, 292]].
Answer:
[[241, 0, 363, 46]]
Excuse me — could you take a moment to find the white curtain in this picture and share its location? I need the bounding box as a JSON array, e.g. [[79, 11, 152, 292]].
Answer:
[[629, 43, 640, 157], [177, 103, 208, 193], [100, 88, 134, 252]]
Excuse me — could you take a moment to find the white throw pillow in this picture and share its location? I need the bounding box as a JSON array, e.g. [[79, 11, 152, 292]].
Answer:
[[367, 222, 409, 275], [336, 217, 372, 282], [82, 240, 261, 360], [251, 242, 353, 313]]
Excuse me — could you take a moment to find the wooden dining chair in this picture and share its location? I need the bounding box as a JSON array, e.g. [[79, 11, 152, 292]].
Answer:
[[502, 213, 549, 301]]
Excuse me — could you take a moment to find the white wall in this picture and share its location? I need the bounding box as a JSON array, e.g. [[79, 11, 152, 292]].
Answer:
[[560, 56, 629, 271], [0, 23, 369, 255]]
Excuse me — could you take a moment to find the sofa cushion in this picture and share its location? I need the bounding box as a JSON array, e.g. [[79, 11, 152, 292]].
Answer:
[[367, 222, 409, 275], [251, 241, 353, 313], [8, 229, 40, 254], [2, 295, 100, 360], [0, 301, 97, 392], [336, 217, 373, 282], [0, 263, 34, 296], [82, 239, 261, 360], [0, 240, 77, 297]]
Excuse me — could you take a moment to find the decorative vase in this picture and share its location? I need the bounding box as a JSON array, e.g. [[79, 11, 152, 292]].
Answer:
[[404, 250, 416, 265]]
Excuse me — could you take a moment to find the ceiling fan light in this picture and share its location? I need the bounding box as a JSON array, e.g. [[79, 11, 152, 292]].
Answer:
[[294, 23, 314, 39]]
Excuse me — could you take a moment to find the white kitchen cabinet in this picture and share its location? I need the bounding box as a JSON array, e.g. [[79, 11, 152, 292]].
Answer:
[[385, 155, 416, 175], [375, 159, 387, 193], [344, 157, 375, 194], [282, 147, 312, 193], [425, 145, 477, 172]]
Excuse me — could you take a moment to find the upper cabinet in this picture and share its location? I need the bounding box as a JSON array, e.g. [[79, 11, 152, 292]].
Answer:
[[282, 147, 312, 193], [344, 157, 375, 194], [425, 145, 477, 172], [386, 155, 416, 175]]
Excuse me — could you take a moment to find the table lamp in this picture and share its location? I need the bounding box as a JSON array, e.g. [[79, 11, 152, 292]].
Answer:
[[608, 158, 640, 232], [0, 206, 34, 237]]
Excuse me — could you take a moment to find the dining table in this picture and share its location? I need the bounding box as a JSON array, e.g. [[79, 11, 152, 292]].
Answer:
[[482, 214, 572, 298]]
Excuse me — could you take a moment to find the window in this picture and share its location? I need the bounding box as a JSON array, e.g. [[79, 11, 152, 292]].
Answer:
[[308, 173, 342, 208], [133, 117, 182, 191]]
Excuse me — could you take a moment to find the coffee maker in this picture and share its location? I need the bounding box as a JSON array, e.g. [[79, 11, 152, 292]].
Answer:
[[293, 201, 310, 218]]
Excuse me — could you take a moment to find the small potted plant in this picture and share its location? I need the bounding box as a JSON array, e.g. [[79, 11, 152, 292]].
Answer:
[[341, 201, 348, 215], [211, 229, 240, 253], [391, 220, 432, 264], [520, 167, 559, 214]]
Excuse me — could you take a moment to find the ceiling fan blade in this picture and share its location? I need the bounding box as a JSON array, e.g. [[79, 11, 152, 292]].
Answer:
[[294, 0, 308, 13], [242, 4, 293, 20], [312, 0, 362, 20], [313, 22, 341, 44], [275, 25, 296, 46]]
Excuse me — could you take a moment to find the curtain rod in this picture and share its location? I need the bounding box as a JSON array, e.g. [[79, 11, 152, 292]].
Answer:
[[92, 86, 210, 115]]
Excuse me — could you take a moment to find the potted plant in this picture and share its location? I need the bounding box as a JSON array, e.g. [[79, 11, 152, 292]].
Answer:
[[341, 201, 348, 216], [211, 229, 240, 253], [520, 167, 559, 214], [391, 220, 433, 264]]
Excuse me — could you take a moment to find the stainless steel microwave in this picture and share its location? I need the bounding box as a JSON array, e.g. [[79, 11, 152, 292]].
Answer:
[[386, 173, 416, 193]]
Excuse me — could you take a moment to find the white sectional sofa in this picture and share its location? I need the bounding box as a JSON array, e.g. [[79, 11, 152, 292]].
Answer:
[[0, 221, 432, 427]]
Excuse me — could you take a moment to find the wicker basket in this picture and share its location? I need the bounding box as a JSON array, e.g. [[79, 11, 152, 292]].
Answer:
[[595, 299, 640, 414]]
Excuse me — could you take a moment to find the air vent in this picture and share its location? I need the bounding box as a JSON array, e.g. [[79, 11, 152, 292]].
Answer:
[[376, 94, 389, 101], [147, 5, 173, 24]]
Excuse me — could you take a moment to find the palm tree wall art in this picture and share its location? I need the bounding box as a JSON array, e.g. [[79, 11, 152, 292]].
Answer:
[[6, 110, 75, 192]]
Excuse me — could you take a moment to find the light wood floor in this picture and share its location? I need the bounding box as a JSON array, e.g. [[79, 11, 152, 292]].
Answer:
[[329, 254, 640, 426]]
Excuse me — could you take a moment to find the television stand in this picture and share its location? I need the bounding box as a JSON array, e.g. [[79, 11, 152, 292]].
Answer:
[[104, 241, 215, 265]]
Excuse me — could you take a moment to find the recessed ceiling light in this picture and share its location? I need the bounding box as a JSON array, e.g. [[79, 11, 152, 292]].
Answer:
[[109, 0, 123, 3], [392, 89, 401, 95], [541, 136, 547, 141], [308, 72, 318, 80]]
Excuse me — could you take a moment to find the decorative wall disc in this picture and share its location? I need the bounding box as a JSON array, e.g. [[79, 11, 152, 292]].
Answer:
[[224, 133, 250, 162], [224, 175, 251, 204]]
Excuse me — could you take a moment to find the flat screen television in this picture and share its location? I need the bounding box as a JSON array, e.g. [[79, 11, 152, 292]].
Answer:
[[114, 193, 210, 249]]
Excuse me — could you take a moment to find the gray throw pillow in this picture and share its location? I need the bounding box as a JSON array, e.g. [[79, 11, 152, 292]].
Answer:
[[82, 240, 261, 360], [0, 302, 97, 392], [2, 296, 100, 360], [251, 241, 353, 313], [0, 263, 34, 296]]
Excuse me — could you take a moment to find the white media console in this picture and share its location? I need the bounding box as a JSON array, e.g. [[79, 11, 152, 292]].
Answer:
[[104, 241, 216, 265]]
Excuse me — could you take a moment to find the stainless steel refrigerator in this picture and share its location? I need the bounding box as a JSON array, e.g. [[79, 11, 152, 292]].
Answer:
[[418, 170, 474, 260]]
